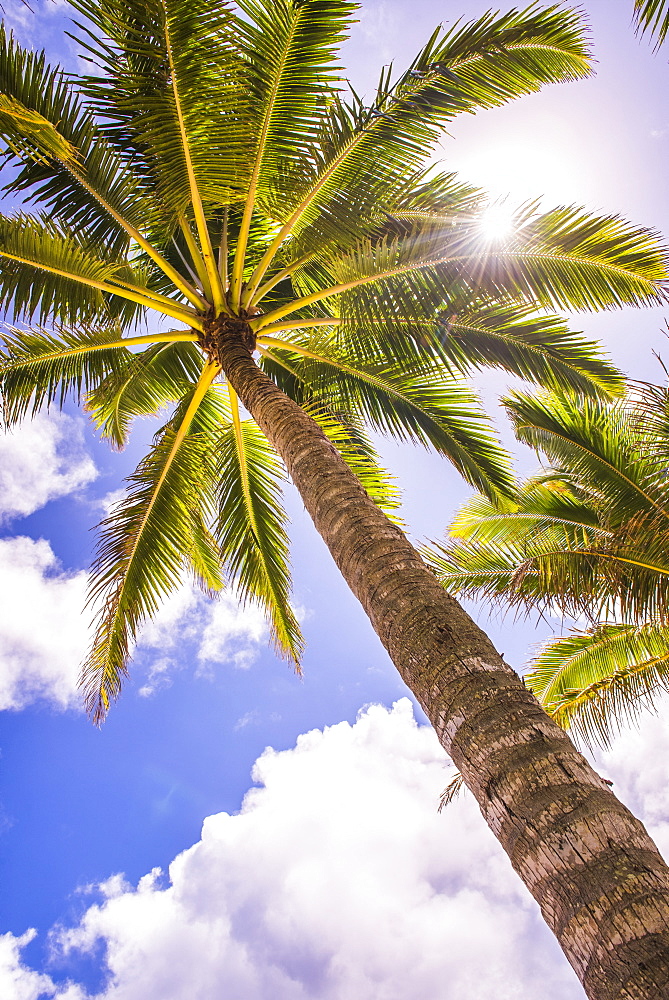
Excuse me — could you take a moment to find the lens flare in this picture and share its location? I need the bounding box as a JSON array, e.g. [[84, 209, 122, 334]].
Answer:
[[479, 203, 516, 241]]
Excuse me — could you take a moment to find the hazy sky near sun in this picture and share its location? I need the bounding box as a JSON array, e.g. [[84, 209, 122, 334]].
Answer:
[[0, 3, 668, 999]]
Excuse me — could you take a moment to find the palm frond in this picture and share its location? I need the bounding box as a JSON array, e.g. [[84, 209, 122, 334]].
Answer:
[[232, 0, 355, 303], [85, 341, 204, 448], [633, 0, 669, 48], [505, 391, 669, 524], [259, 335, 514, 498], [70, 0, 250, 218], [0, 26, 165, 254], [0, 212, 200, 327], [82, 366, 223, 722], [0, 323, 139, 423], [216, 390, 303, 665], [438, 304, 625, 398], [527, 622, 669, 748], [478, 206, 669, 311], [0, 213, 147, 325], [247, 3, 592, 288]]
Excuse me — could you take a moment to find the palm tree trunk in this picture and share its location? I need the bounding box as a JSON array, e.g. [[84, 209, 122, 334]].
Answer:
[[217, 329, 669, 1000]]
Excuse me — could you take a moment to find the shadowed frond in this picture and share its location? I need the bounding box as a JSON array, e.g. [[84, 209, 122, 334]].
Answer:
[[259, 334, 514, 498], [633, 0, 669, 48]]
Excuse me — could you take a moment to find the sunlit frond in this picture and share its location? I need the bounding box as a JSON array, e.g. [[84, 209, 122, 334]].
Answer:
[[0, 26, 165, 253], [82, 368, 222, 722], [527, 623, 669, 748], [85, 341, 204, 448], [247, 3, 592, 286], [231, 0, 355, 303], [70, 0, 249, 215], [216, 394, 303, 664]]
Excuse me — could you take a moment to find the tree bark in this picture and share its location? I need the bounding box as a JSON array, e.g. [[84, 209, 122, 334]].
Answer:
[[218, 332, 669, 1000]]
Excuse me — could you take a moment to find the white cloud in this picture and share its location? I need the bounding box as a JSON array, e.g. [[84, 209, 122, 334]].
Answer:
[[595, 701, 669, 860], [197, 595, 266, 669], [0, 537, 267, 712], [46, 701, 583, 1000], [0, 413, 97, 521], [0, 930, 83, 1000], [0, 537, 90, 712], [0, 931, 56, 1000], [135, 586, 267, 696]]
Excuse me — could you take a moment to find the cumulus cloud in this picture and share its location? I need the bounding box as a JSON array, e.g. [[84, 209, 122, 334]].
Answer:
[[38, 701, 583, 1000], [0, 536, 90, 712], [0, 930, 83, 1000], [0, 536, 268, 711], [0, 413, 97, 521]]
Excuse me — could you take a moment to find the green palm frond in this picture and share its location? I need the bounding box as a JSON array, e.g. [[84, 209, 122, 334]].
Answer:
[[83, 368, 222, 722], [247, 3, 592, 283], [231, 0, 355, 303], [70, 0, 249, 218], [505, 391, 669, 524], [0, 213, 153, 326], [634, 0, 669, 47], [85, 341, 204, 448], [527, 623, 669, 748], [0, 324, 125, 423], [437, 305, 625, 398], [216, 392, 303, 665], [479, 206, 669, 311], [258, 204, 668, 335], [0, 325, 199, 426], [423, 523, 611, 613], [432, 383, 669, 744], [259, 334, 514, 498], [0, 93, 77, 163], [0, 26, 165, 254]]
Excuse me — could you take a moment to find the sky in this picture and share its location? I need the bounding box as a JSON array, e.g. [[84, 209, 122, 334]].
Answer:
[[0, 1, 668, 998]]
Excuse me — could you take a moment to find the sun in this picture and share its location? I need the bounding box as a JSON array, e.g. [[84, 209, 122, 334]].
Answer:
[[478, 202, 517, 242]]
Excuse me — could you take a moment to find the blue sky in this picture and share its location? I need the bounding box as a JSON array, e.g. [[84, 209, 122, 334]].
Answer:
[[1, 2, 668, 998]]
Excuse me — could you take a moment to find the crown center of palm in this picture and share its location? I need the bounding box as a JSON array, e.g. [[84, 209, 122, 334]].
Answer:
[[199, 314, 257, 364]]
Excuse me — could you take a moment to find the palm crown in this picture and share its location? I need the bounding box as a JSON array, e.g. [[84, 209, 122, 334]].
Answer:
[[426, 385, 669, 747], [1, 0, 667, 723]]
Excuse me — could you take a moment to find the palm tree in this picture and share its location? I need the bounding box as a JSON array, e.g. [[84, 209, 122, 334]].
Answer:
[[427, 386, 669, 749], [634, 0, 669, 47], [2, 2, 669, 995]]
